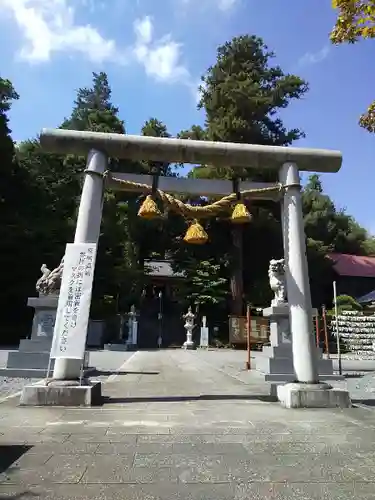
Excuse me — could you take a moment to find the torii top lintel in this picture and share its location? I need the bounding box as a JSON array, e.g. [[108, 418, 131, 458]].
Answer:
[[39, 128, 342, 173]]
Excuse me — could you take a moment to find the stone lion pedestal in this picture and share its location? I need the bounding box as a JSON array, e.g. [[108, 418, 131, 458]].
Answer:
[[254, 305, 337, 382], [0, 295, 58, 377], [254, 258, 339, 383], [0, 260, 89, 378]]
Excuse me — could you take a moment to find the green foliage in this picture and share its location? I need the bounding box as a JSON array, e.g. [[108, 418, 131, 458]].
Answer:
[[336, 294, 363, 311], [61, 72, 124, 134], [177, 259, 228, 312], [199, 35, 308, 150], [303, 174, 371, 255], [302, 174, 375, 305], [0, 77, 39, 341]]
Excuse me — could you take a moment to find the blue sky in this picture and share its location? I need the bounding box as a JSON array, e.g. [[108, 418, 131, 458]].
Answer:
[[1, 0, 374, 234]]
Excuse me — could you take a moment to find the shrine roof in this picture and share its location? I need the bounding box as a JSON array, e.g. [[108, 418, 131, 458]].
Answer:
[[144, 260, 185, 278], [328, 253, 375, 278]]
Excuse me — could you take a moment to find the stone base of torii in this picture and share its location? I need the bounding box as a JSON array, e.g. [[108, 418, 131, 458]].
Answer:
[[20, 129, 351, 409]]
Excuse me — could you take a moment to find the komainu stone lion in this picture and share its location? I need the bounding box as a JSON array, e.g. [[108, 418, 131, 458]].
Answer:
[[268, 258, 287, 306], [36, 258, 64, 296]]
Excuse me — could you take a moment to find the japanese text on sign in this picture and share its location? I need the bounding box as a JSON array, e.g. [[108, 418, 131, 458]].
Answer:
[[50, 243, 97, 359]]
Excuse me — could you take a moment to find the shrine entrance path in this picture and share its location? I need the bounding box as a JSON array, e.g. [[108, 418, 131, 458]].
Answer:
[[1, 349, 375, 499]]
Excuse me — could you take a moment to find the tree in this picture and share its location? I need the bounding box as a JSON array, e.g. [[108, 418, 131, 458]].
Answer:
[[331, 0, 375, 132], [303, 174, 372, 255], [176, 259, 228, 315], [199, 35, 308, 151], [0, 78, 49, 341], [62, 72, 144, 317], [178, 35, 308, 316], [61, 72, 124, 134], [15, 73, 143, 322], [302, 173, 375, 305]]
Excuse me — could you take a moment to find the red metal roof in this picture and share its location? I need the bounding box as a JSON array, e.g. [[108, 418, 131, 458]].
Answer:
[[328, 253, 375, 278]]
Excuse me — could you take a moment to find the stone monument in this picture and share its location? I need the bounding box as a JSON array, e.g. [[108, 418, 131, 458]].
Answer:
[[0, 260, 93, 377], [254, 259, 336, 382], [1, 262, 63, 377], [126, 305, 138, 347], [200, 316, 209, 348]]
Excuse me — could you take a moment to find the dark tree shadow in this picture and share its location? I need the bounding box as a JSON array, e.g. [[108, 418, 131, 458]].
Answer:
[[353, 399, 375, 407], [0, 446, 32, 474], [102, 393, 277, 404], [91, 370, 160, 376], [0, 446, 39, 499]]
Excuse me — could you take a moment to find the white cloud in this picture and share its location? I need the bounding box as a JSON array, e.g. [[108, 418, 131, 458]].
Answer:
[[0, 0, 189, 84], [218, 0, 238, 11], [134, 16, 153, 45], [178, 0, 239, 12], [0, 0, 117, 63], [298, 45, 330, 67], [133, 16, 189, 83]]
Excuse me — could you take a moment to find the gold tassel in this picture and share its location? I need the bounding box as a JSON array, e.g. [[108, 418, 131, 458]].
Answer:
[[184, 220, 208, 245], [231, 202, 252, 224], [138, 195, 162, 219]]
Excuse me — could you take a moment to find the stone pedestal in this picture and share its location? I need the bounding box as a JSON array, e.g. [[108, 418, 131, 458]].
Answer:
[[20, 379, 102, 407], [277, 382, 351, 409], [28, 295, 58, 339], [0, 296, 58, 378], [255, 305, 337, 382], [0, 295, 89, 378]]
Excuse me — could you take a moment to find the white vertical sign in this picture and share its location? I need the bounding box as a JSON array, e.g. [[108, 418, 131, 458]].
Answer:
[[50, 243, 97, 359], [200, 327, 209, 347]]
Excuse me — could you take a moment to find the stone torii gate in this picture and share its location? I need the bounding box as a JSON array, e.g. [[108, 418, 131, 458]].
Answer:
[[24, 128, 350, 408]]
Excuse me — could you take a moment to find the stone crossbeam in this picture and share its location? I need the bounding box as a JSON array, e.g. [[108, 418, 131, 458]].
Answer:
[[40, 129, 342, 173], [109, 173, 279, 200]]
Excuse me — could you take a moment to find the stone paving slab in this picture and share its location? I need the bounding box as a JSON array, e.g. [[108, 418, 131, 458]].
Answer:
[[1, 350, 375, 498]]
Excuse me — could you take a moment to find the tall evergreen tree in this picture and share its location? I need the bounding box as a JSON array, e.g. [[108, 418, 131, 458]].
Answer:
[[176, 35, 308, 315], [0, 78, 46, 341]]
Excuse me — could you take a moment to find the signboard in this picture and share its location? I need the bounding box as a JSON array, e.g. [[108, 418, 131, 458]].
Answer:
[[229, 316, 246, 343], [229, 315, 270, 344], [50, 243, 97, 359], [200, 327, 209, 347]]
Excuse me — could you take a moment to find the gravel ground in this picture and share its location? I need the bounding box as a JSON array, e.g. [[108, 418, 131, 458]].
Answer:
[[0, 376, 39, 401], [0, 349, 135, 401], [346, 373, 375, 405]]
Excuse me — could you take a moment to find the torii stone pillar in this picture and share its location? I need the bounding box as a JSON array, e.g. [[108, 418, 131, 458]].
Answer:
[[26, 128, 350, 408], [279, 162, 318, 383], [53, 149, 107, 381]]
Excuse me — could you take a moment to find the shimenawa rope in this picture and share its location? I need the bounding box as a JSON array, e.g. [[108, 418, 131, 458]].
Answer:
[[103, 171, 282, 218]]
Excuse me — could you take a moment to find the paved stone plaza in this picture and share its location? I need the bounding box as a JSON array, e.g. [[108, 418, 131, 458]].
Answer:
[[1, 349, 375, 499]]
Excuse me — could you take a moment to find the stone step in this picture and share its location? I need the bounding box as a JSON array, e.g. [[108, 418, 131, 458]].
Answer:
[[18, 338, 52, 353], [0, 368, 52, 378], [264, 373, 345, 382], [255, 356, 334, 377], [6, 351, 54, 370], [0, 366, 95, 379], [261, 345, 292, 357], [6, 350, 91, 370], [260, 345, 324, 359], [104, 343, 130, 351]]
